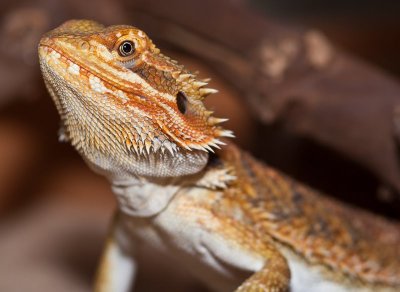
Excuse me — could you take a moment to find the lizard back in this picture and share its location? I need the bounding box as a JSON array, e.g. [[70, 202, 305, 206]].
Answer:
[[210, 143, 400, 289]]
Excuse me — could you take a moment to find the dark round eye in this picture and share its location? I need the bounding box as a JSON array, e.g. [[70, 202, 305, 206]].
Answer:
[[118, 41, 135, 57], [176, 91, 187, 114]]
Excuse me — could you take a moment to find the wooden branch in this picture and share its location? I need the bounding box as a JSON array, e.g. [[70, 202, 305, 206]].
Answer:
[[127, 0, 400, 194]]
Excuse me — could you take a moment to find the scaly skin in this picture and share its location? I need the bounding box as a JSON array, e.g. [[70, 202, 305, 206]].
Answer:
[[39, 20, 400, 292]]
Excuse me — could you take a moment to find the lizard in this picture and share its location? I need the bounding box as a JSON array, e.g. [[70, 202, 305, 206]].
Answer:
[[38, 19, 400, 292]]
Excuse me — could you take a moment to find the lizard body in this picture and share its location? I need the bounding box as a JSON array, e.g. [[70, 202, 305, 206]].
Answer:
[[38, 20, 400, 292]]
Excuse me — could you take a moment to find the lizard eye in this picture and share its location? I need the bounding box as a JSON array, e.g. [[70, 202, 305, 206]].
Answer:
[[118, 41, 135, 57], [176, 91, 187, 114]]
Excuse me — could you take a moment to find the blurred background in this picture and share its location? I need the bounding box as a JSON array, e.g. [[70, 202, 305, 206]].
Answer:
[[1, 0, 400, 291]]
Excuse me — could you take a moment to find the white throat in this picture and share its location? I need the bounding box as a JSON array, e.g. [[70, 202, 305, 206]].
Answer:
[[111, 177, 184, 217]]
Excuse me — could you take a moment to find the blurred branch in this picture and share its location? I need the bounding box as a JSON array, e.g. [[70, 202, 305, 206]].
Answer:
[[1, 0, 400, 195], [127, 0, 400, 193]]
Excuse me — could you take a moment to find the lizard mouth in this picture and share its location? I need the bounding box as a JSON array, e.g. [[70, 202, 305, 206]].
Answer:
[[38, 33, 234, 153]]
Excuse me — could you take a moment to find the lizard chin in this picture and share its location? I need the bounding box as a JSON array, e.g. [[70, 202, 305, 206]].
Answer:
[[84, 146, 209, 182]]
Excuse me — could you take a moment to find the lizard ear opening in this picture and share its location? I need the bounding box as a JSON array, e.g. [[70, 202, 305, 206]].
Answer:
[[176, 91, 187, 114]]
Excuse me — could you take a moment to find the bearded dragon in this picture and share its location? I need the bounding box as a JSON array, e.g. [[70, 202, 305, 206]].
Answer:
[[38, 20, 400, 292]]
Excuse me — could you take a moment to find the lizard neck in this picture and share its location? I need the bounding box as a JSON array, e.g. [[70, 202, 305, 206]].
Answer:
[[84, 151, 209, 217], [110, 176, 184, 217]]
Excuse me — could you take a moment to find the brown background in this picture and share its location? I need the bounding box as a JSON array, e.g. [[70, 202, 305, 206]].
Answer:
[[1, 0, 400, 291]]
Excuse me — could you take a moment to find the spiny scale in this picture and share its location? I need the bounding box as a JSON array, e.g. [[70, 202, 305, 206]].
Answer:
[[39, 19, 230, 154], [39, 20, 400, 292]]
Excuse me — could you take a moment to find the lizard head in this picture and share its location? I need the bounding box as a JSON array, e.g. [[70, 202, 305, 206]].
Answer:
[[39, 20, 233, 179]]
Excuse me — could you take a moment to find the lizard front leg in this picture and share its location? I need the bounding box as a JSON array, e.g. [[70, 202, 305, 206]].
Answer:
[[227, 223, 291, 292], [235, 252, 290, 292], [162, 187, 291, 292], [94, 212, 137, 292]]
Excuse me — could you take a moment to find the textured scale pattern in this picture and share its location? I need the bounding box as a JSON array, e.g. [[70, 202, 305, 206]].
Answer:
[[39, 19, 232, 156], [38, 20, 400, 292], [214, 144, 400, 288]]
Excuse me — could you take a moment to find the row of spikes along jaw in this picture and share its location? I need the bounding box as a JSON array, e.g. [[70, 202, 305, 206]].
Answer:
[[39, 20, 234, 183]]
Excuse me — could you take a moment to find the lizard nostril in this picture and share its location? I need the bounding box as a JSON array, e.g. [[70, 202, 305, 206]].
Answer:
[[79, 41, 89, 50], [176, 91, 187, 114]]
